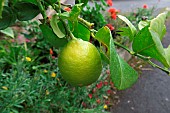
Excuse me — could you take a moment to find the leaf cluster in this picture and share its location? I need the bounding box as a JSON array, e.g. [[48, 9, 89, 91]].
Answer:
[[0, 0, 170, 95]]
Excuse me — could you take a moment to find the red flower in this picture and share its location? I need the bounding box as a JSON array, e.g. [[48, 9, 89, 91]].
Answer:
[[105, 100, 110, 104], [64, 7, 71, 12], [52, 56, 55, 59], [106, 0, 113, 6], [48, 16, 52, 19], [107, 90, 112, 94], [25, 38, 30, 43], [110, 81, 114, 86], [111, 13, 117, 20], [50, 48, 53, 55], [96, 99, 101, 104], [88, 94, 93, 99], [133, 12, 137, 17], [82, 102, 87, 107], [92, 88, 97, 93], [143, 4, 148, 9], [108, 8, 118, 20], [106, 69, 110, 75], [106, 24, 115, 31], [96, 81, 103, 89], [108, 8, 116, 14], [104, 81, 108, 85]]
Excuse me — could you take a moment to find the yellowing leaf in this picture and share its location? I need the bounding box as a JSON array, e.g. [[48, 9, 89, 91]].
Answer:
[[0, 0, 4, 18], [0, 27, 14, 38], [118, 15, 137, 41], [165, 45, 170, 65], [149, 12, 167, 40], [95, 26, 111, 48]]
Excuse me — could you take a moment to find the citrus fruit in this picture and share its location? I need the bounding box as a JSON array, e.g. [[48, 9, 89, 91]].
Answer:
[[58, 38, 102, 86]]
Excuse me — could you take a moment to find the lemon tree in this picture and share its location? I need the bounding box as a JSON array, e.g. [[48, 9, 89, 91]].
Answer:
[[0, 0, 170, 90]]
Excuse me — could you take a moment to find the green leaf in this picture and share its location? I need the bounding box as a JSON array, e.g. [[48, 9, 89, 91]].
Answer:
[[60, 12, 70, 19], [44, 0, 57, 4], [0, 0, 4, 18], [14, 104, 24, 108], [117, 27, 132, 38], [20, 0, 37, 5], [0, 27, 14, 38], [69, 3, 82, 25], [149, 12, 167, 40], [60, 3, 82, 29], [97, 26, 138, 90], [118, 15, 137, 41], [95, 26, 110, 48], [110, 38, 138, 90], [0, 6, 16, 30], [100, 50, 109, 64], [39, 24, 68, 48], [132, 26, 169, 67], [164, 45, 170, 65], [14, 2, 40, 21], [50, 0, 57, 4], [138, 20, 150, 30], [76, 0, 88, 7], [50, 14, 65, 38], [70, 3, 82, 18], [69, 22, 90, 41]]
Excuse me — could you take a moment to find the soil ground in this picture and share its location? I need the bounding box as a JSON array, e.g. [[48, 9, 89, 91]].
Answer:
[[111, 0, 170, 113]]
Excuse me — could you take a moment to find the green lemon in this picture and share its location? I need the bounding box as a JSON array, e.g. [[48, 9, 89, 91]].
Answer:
[[58, 38, 102, 86]]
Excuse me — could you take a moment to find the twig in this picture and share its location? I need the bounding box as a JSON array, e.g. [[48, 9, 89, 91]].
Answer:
[[36, 0, 47, 23], [148, 60, 170, 75], [78, 17, 94, 29], [114, 41, 170, 75], [91, 31, 170, 75], [61, 19, 76, 39]]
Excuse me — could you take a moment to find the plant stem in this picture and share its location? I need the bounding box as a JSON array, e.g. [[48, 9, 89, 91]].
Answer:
[[36, 0, 47, 23], [78, 17, 94, 29], [113, 41, 134, 54], [58, 0, 61, 14], [113, 41, 151, 60], [60, 19, 76, 40], [148, 60, 170, 75], [52, 2, 76, 40], [24, 39, 27, 51], [114, 41, 170, 75]]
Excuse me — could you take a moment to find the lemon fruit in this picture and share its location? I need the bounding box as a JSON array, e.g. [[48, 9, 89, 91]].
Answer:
[[58, 38, 102, 86]]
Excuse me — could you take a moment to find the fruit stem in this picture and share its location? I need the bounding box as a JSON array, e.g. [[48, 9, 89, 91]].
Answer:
[[52, 2, 76, 40], [61, 19, 76, 40]]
